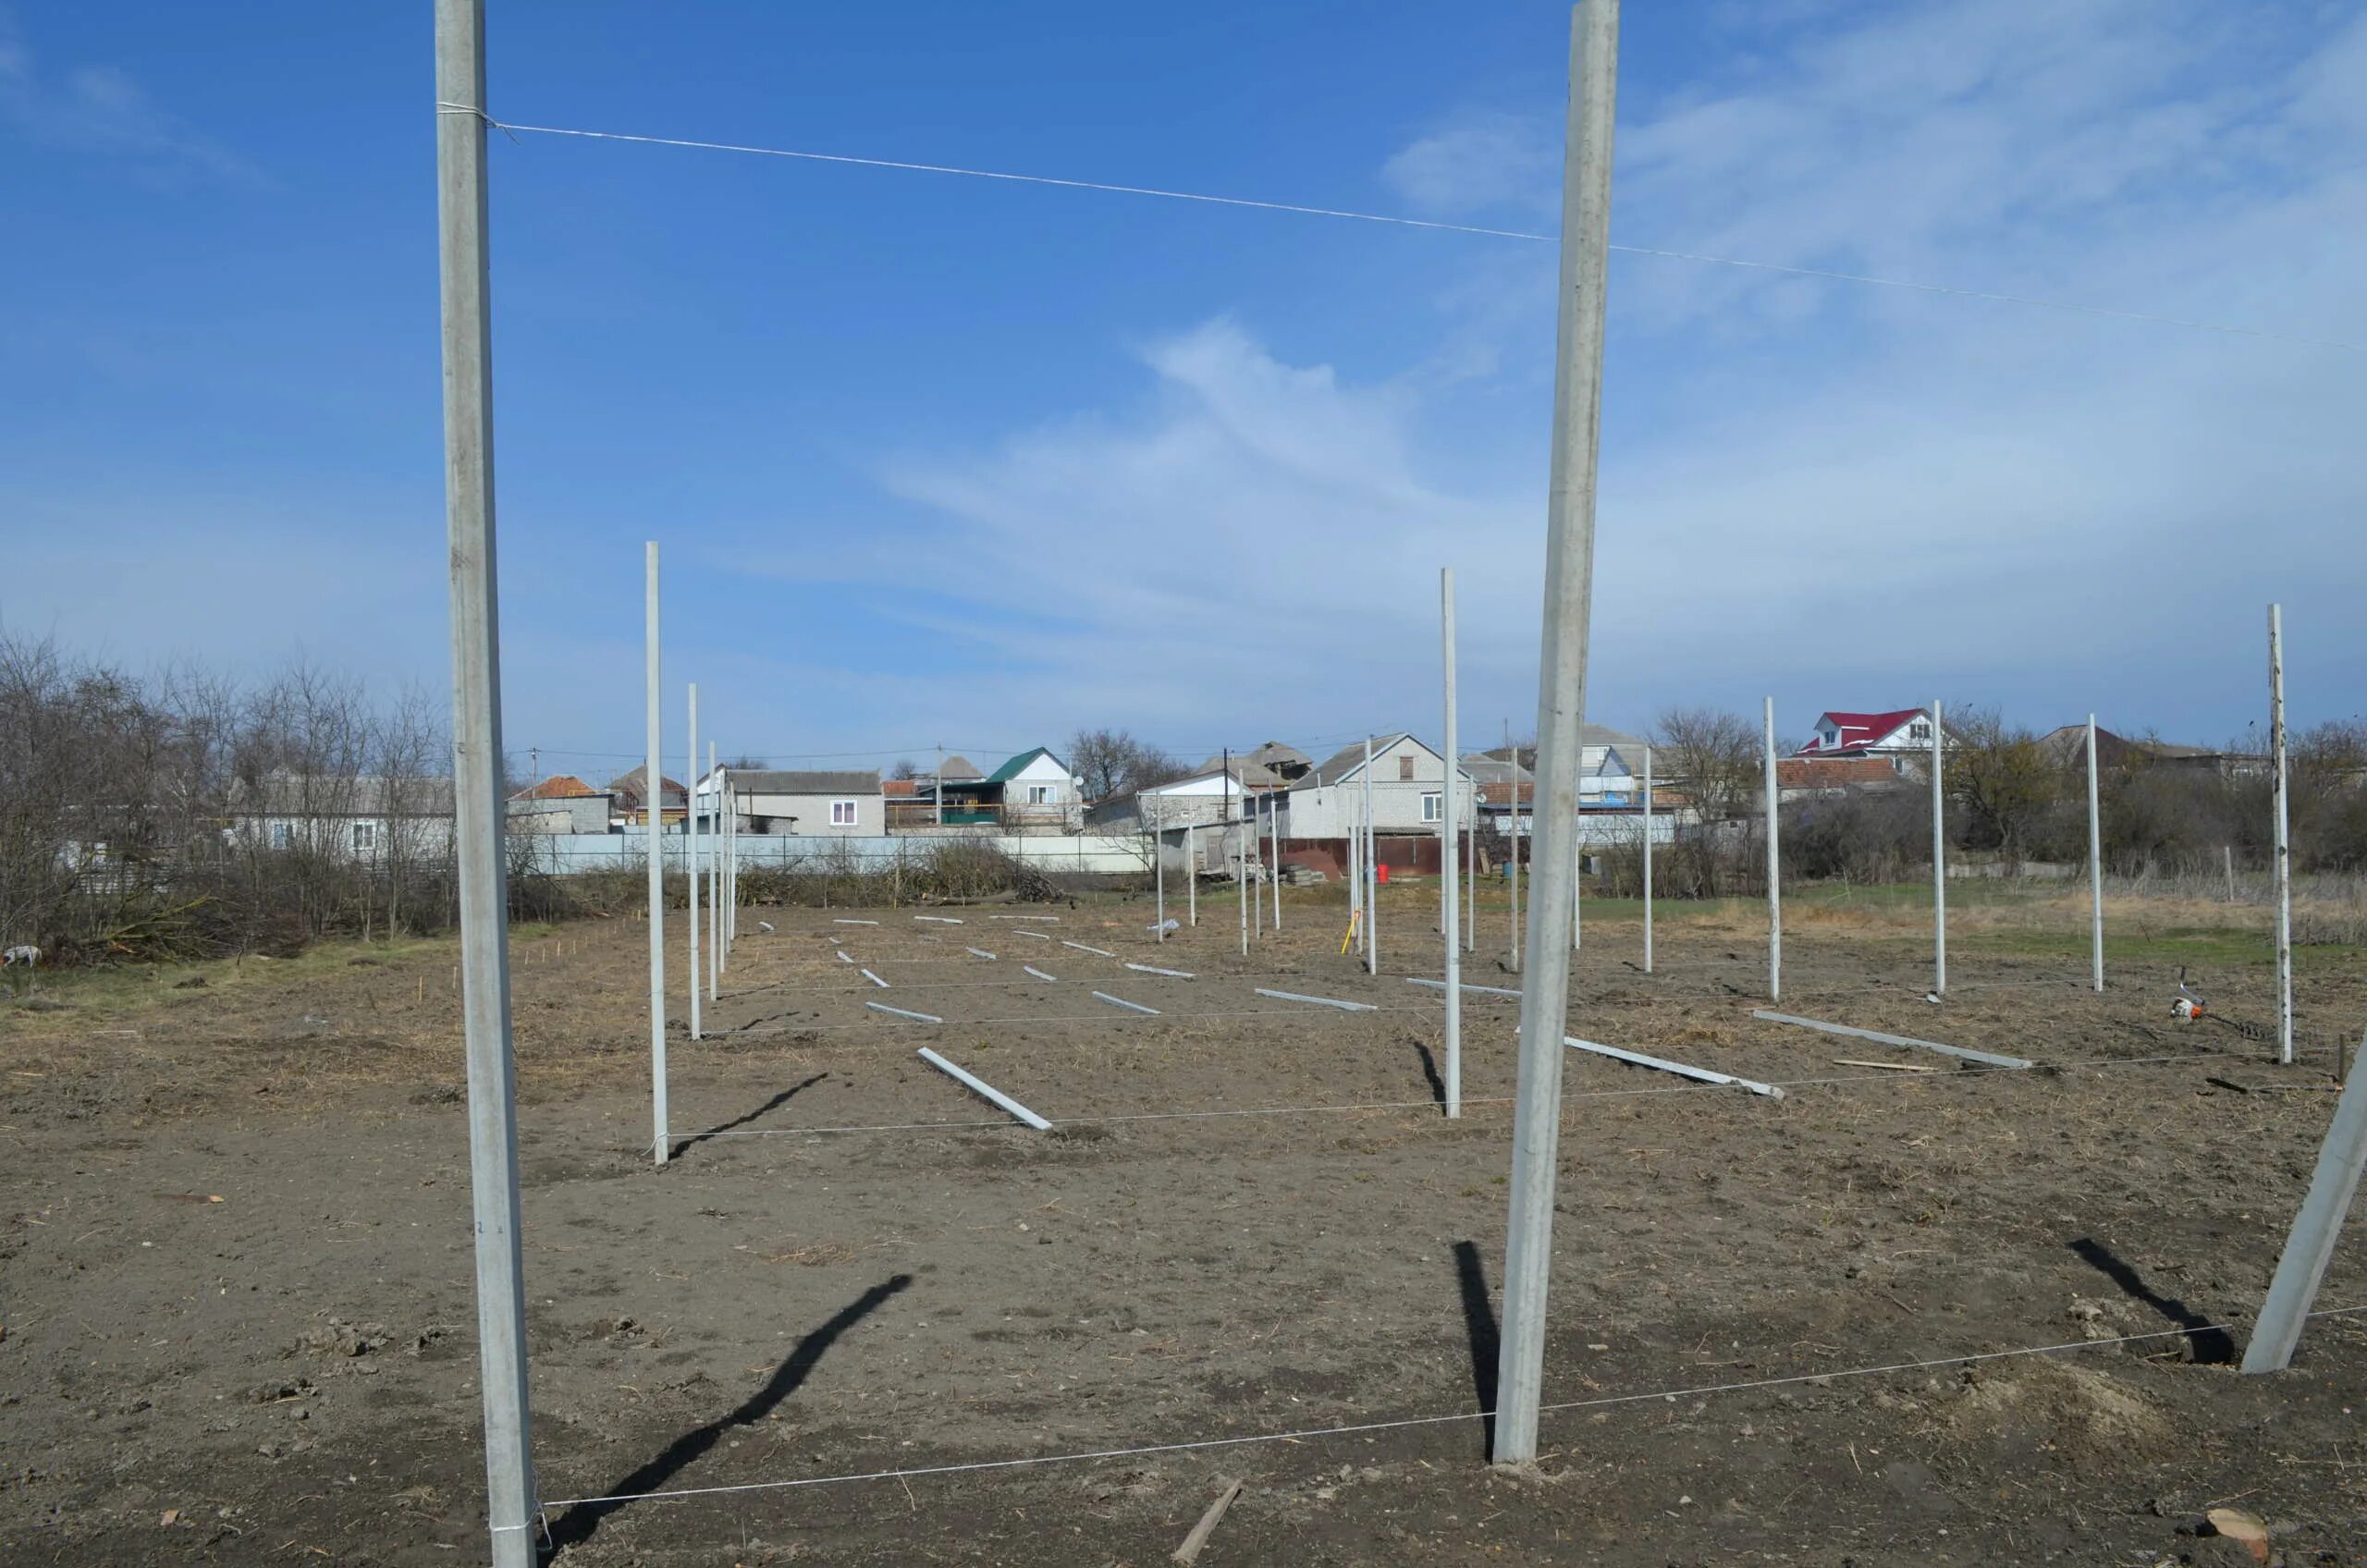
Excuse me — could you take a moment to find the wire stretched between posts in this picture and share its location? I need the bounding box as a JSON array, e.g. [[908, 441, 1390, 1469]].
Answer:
[[477, 116, 2363, 352], [533, 1303, 2367, 1513]]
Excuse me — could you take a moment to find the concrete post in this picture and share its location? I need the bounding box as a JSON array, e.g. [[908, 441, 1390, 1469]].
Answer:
[[1641, 741, 1653, 974], [1931, 699, 1945, 998], [2087, 716, 2103, 992], [1495, 0, 1619, 1468], [1441, 567, 1462, 1119], [2245, 1018, 2367, 1370], [1364, 734, 1378, 975], [644, 543, 666, 1164], [2271, 604, 2294, 1064], [687, 683, 700, 1041], [432, 0, 538, 1553], [1765, 696, 1780, 1002]]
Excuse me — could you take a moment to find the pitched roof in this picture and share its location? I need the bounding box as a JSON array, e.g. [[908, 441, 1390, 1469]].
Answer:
[[1247, 741, 1312, 774], [1460, 753, 1531, 787], [1797, 709, 1927, 755], [606, 766, 686, 811], [1194, 755, 1283, 789], [511, 774, 604, 801], [1294, 734, 1412, 790], [730, 769, 882, 795], [936, 753, 984, 782], [985, 747, 1065, 785], [1147, 765, 1265, 795], [883, 778, 919, 798]]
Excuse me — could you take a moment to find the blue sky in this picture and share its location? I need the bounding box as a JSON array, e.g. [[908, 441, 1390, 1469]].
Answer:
[[4, 1, 2363, 780]]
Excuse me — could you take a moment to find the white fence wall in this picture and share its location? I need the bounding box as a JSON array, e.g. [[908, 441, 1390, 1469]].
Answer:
[[529, 833, 1152, 876]]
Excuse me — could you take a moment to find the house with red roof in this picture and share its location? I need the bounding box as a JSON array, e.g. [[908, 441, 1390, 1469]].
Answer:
[[1794, 708, 1939, 766]]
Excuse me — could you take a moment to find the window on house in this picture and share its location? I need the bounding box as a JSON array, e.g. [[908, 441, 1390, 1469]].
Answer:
[[1420, 791, 1442, 823], [830, 799, 858, 827], [351, 822, 376, 853], [1026, 784, 1053, 805], [1908, 720, 1932, 742], [269, 822, 291, 851], [1399, 755, 1415, 780]]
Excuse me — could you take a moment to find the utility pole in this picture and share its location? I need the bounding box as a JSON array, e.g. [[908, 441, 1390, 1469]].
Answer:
[[433, 0, 537, 1556], [1441, 567, 1461, 1118], [687, 683, 700, 1041], [1495, 0, 1619, 1469], [935, 743, 944, 827]]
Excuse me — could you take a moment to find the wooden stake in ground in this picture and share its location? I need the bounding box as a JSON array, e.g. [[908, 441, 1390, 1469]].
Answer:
[[1171, 1478, 1244, 1566]]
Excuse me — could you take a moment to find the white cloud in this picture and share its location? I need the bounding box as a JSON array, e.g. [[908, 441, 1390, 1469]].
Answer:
[[720, 0, 2367, 752], [1380, 115, 1559, 219], [0, 26, 253, 180]]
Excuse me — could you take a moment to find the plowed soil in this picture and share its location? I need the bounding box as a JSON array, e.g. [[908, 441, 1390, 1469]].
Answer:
[[6, 888, 2366, 1565]]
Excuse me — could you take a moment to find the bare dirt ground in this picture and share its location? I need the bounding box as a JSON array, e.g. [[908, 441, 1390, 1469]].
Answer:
[[6, 883, 2367, 1565]]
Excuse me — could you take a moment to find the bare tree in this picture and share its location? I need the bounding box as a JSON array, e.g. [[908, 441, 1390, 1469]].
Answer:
[[1650, 706, 1763, 897], [1068, 728, 1184, 802], [888, 757, 920, 781], [1945, 704, 2058, 864]]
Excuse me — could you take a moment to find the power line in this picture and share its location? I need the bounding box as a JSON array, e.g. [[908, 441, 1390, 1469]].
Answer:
[[477, 114, 2361, 353]]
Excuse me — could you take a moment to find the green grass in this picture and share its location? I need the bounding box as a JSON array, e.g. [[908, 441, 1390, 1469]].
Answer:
[[2, 922, 573, 1022]]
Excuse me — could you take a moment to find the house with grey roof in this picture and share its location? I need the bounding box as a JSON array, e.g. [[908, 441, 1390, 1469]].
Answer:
[[703, 768, 885, 836], [1280, 734, 1475, 839], [228, 771, 457, 860]]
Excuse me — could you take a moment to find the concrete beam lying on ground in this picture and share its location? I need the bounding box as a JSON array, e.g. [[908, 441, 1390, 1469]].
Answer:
[[1406, 976, 1522, 998], [1566, 1036, 1785, 1098], [1751, 1011, 2032, 1071], [918, 1047, 1049, 1130], [1257, 987, 1377, 1012]]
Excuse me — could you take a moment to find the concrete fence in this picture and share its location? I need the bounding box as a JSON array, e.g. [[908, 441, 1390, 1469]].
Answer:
[[527, 833, 1153, 876]]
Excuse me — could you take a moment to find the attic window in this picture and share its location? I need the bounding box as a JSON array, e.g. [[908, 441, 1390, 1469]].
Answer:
[[1909, 720, 1932, 742], [1398, 755, 1415, 780]]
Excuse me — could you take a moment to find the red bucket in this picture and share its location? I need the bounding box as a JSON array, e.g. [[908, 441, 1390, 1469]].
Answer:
[[1375, 863, 1390, 885]]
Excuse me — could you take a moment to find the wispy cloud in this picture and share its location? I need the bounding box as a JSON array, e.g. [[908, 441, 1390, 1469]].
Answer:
[[1380, 114, 1559, 220], [0, 26, 253, 181], [817, 0, 2367, 746]]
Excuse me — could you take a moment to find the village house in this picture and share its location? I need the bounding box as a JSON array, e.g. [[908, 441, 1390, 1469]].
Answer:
[[704, 769, 885, 836], [1088, 762, 1278, 837], [1793, 708, 1940, 766], [606, 766, 687, 830], [229, 771, 456, 859], [1281, 734, 1475, 839], [507, 774, 612, 835]]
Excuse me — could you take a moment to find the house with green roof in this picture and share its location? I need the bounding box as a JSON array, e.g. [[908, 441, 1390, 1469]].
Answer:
[[984, 747, 1082, 833]]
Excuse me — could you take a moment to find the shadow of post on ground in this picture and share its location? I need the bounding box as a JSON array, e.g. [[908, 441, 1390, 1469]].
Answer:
[[546, 1272, 914, 1553], [2067, 1237, 2235, 1364], [669, 1072, 828, 1158], [1453, 1241, 1500, 1458]]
